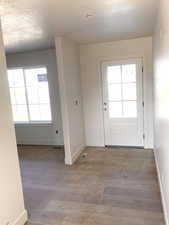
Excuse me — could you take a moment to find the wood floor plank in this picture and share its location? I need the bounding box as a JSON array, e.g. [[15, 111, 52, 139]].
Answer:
[[19, 146, 165, 225]]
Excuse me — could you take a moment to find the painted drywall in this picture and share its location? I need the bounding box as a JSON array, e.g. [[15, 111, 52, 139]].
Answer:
[[80, 37, 154, 148], [0, 23, 27, 225], [55, 37, 85, 165], [153, 0, 169, 223], [6, 49, 64, 146]]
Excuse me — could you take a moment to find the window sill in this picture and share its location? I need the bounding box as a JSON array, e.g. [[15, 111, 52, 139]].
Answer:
[[14, 122, 53, 127]]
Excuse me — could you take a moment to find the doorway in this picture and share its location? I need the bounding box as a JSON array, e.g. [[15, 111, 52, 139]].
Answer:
[[102, 58, 144, 147]]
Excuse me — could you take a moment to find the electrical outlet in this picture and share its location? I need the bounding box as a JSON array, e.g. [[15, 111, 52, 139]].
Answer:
[[75, 100, 79, 106]]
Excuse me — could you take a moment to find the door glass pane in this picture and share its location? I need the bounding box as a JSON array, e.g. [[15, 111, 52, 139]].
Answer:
[[109, 102, 122, 118], [15, 87, 27, 104], [122, 64, 136, 83], [122, 83, 136, 101], [108, 84, 122, 101], [123, 101, 137, 118], [107, 66, 121, 84]]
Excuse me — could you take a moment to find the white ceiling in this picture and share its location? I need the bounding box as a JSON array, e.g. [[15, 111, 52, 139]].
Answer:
[[0, 0, 158, 53]]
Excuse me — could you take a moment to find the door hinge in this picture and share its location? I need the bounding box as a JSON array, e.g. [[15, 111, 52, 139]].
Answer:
[[143, 133, 145, 140], [142, 66, 144, 73], [142, 101, 144, 107]]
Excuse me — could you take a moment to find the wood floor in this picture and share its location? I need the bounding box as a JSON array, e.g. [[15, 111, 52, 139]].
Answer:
[[18, 146, 165, 225]]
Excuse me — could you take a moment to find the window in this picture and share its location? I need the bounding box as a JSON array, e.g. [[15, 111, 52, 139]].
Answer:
[[8, 67, 52, 123], [107, 64, 137, 118]]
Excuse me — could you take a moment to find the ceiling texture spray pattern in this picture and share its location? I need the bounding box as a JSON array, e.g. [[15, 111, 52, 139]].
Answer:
[[0, 0, 158, 53]]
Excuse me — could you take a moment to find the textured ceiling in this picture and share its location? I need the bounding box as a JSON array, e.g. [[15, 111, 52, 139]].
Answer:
[[0, 0, 158, 53]]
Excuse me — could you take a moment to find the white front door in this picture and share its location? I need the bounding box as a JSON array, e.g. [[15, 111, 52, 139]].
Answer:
[[102, 59, 144, 147]]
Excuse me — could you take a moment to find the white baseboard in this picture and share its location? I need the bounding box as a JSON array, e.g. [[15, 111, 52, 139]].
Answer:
[[65, 144, 85, 165], [12, 210, 28, 225], [154, 151, 169, 225], [72, 144, 85, 164]]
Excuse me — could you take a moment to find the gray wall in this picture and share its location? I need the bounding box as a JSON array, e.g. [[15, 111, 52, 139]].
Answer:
[[6, 49, 64, 146]]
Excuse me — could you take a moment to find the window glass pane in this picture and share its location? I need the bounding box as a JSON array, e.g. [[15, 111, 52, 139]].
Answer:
[[122, 64, 136, 83], [25, 67, 47, 86], [107, 66, 121, 84], [9, 88, 16, 104], [8, 67, 52, 123], [123, 101, 137, 118], [29, 105, 40, 121], [27, 87, 39, 104], [122, 83, 136, 101], [14, 70, 25, 87], [25, 70, 38, 86], [108, 84, 122, 101], [15, 87, 27, 104], [8, 70, 15, 87], [17, 105, 29, 121], [109, 102, 122, 118], [40, 105, 52, 121], [38, 85, 50, 104], [8, 69, 24, 87], [12, 105, 18, 122], [36, 67, 47, 75]]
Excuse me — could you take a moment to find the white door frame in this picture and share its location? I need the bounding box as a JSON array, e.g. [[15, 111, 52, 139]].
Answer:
[[101, 57, 145, 147]]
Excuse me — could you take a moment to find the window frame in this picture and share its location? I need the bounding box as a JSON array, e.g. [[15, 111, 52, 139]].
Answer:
[[8, 65, 53, 125]]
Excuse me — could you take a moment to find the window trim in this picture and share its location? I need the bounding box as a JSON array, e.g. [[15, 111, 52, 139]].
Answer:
[[8, 66, 53, 125], [15, 122, 53, 127]]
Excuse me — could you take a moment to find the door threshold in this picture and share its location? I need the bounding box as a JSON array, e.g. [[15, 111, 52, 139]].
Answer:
[[105, 145, 144, 149]]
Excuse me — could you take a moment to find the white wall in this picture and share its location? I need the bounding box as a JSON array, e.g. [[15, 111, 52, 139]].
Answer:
[[0, 24, 27, 225], [55, 37, 85, 165], [80, 37, 154, 148], [6, 49, 64, 146], [153, 0, 169, 223]]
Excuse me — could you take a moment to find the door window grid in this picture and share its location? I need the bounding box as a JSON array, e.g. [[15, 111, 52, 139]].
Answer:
[[8, 67, 52, 123], [107, 64, 137, 118]]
